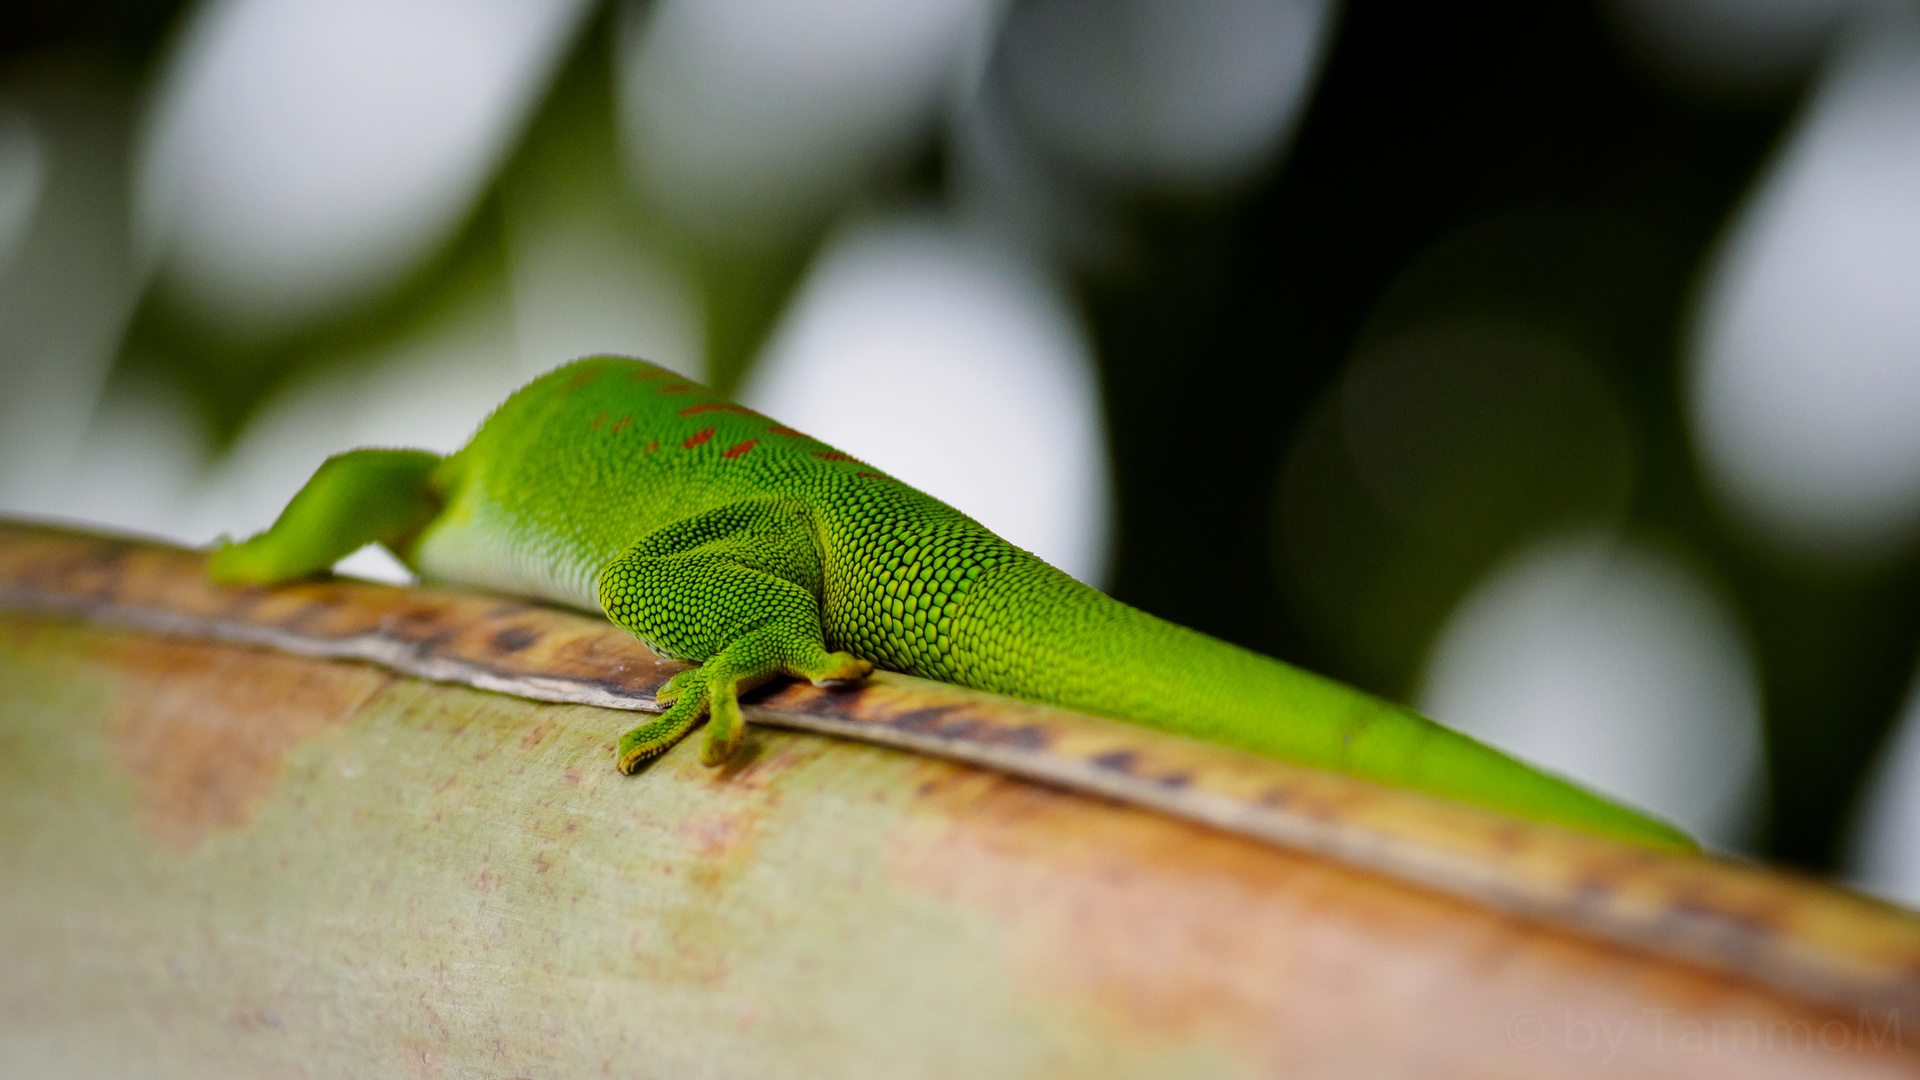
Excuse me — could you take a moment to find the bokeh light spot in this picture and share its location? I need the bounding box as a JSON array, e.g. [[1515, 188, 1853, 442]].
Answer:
[[1419, 533, 1766, 849], [137, 0, 593, 335], [1691, 23, 1920, 561]]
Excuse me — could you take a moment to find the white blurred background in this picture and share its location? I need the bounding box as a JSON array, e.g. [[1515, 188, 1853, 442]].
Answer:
[[5, 0, 1920, 881]]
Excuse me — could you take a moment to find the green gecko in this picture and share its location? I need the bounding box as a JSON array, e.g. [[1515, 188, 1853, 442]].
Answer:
[[210, 355, 1694, 852]]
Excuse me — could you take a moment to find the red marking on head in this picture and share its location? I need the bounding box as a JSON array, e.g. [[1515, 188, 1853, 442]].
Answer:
[[645, 440, 658, 453], [591, 412, 607, 430], [684, 427, 715, 449], [569, 368, 600, 389], [855, 471, 891, 480], [630, 368, 670, 382], [658, 384, 693, 394], [721, 439, 757, 460], [813, 452, 862, 463], [679, 402, 754, 417], [767, 425, 807, 438], [611, 415, 632, 434]]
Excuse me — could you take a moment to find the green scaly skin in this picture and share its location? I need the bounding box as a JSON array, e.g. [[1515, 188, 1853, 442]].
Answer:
[[208, 356, 1696, 852]]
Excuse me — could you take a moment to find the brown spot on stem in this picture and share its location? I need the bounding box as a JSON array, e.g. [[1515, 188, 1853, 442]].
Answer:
[[107, 637, 388, 851], [489, 626, 539, 654]]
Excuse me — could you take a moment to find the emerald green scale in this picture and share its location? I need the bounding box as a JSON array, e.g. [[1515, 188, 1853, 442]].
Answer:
[[230, 355, 1692, 851]]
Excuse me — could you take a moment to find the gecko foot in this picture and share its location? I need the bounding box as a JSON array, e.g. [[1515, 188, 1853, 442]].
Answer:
[[800, 651, 873, 688]]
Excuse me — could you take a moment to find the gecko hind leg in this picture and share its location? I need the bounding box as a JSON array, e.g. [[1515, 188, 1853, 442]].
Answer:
[[208, 448, 443, 584], [599, 507, 873, 771]]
